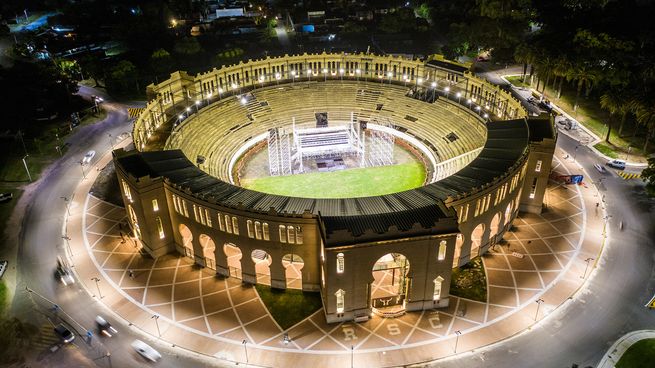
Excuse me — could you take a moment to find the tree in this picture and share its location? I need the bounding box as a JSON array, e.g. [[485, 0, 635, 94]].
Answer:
[[552, 57, 570, 99], [565, 63, 598, 112], [79, 55, 105, 87], [642, 158, 655, 197], [151, 49, 173, 79], [174, 37, 202, 55], [634, 100, 655, 153], [0, 317, 39, 364], [106, 60, 138, 95], [599, 89, 628, 143]]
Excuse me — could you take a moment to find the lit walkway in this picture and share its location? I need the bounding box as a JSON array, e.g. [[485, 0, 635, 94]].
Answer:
[[63, 146, 607, 367]]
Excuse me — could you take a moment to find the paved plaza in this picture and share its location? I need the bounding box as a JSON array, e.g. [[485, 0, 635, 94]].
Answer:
[[63, 147, 606, 367]]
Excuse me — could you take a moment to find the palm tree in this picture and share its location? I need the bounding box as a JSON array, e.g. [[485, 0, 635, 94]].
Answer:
[[599, 89, 628, 143], [514, 44, 533, 83], [552, 57, 570, 99], [536, 55, 555, 99], [565, 63, 598, 112], [634, 100, 655, 153]]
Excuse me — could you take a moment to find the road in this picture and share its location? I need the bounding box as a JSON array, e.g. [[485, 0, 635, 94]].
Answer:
[[11, 87, 231, 368], [10, 78, 655, 368]]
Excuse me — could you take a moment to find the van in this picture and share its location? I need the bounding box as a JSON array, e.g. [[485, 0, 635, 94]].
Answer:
[[607, 159, 626, 170]]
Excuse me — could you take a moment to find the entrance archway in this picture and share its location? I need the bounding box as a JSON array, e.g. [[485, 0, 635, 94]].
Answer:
[[251, 249, 272, 286], [178, 224, 194, 258], [371, 253, 410, 316], [223, 243, 242, 279], [470, 223, 485, 258], [282, 254, 304, 289], [199, 234, 216, 270]]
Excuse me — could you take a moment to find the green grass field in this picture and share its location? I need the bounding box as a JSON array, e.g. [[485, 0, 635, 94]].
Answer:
[[240, 162, 426, 198], [617, 338, 655, 368]]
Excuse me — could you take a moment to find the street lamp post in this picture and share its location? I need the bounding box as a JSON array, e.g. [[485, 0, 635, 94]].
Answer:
[[456, 92, 462, 103], [195, 100, 200, 113], [574, 145, 580, 161], [444, 86, 450, 98], [534, 298, 544, 321], [307, 69, 312, 82], [242, 340, 249, 366], [108, 133, 114, 149], [582, 257, 595, 279], [62, 235, 73, 258], [291, 70, 296, 85], [454, 330, 462, 352], [351, 345, 354, 368], [80, 161, 86, 179], [91, 277, 103, 299], [22, 155, 32, 182], [431, 81, 437, 101], [275, 72, 281, 85], [387, 71, 393, 85], [152, 314, 161, 337], [322, 68, 328, 82], [339, 68, 344, 82], [61, 196, 71, 216]]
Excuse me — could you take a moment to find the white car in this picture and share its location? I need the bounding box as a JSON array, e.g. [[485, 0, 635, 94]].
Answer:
[[132, 339, 161, 362], [594, 164, 607, 173], [82, 150, 96, 165]]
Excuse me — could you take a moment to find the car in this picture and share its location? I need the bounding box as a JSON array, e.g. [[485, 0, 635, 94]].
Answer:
[[594, 164, 607, 173], [132, 339, 162, 362], [82, 150, 96, 165], [55, 256, 75, 286], [0, 192, 12, 203], [96, 315, 118, 337], [54, 324, 75, 343], [607, 159, 626, 170]]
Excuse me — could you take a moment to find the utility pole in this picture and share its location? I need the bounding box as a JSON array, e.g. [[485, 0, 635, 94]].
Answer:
[[22, 155, 32, 182]]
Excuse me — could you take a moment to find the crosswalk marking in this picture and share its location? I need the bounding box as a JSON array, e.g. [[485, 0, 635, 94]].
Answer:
[[616, 170, 641, 180], [127, 107, 145, 119], [33, 324, 60, 350]]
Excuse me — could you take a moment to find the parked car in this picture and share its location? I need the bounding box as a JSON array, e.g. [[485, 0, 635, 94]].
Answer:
[[132, 339, 162, 362], [55, 256, 75, 286], [54, 324, 75, 343], [96, 316, 118, 337], [607, 159, 626, 170], [82, 150, 96, 165]]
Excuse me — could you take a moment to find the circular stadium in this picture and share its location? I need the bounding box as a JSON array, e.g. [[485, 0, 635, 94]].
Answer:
[[115, 52, 555, 325]]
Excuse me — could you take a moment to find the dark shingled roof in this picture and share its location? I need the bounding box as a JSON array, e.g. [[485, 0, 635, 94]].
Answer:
[[526, 114, 556, 142], [426, 59, 469, 74], [116, 118, 530, 245]]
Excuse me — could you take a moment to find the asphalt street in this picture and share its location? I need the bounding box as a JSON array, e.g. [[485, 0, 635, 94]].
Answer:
[[9, 79, 655, 368]]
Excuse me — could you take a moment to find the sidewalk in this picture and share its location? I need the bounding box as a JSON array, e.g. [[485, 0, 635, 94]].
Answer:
[[61, 142, 612, 367], [498, 74, 648, 169], [596, 330, 655, 368]]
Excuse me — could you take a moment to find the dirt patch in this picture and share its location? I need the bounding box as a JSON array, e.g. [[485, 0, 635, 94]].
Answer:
[[89, 159, 124, 207]]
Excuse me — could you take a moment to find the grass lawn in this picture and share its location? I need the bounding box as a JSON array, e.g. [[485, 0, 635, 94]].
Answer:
[[254, 285, 323, 330], [505, 75, 531, 89], [450, 257, 487, 303], [594, 143, 620, 159], [617, 338, 655, 368], [240, 162, 426, 198], [0, 281, 7, 316]]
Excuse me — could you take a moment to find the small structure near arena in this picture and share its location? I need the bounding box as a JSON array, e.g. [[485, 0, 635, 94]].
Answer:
[[267, 113, 395, 176]]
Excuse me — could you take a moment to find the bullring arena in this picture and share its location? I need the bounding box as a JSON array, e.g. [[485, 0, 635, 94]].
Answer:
[[91, 53, 600, 366]]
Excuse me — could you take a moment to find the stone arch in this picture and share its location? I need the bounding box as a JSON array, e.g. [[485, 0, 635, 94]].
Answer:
[[178, 224, 194, 258], [282, 254, 304, 289], [370, 253, 411, 315], [199, 234, 216, 270], [251, 249, 272, 286], [223, 243, 242, 279], [470, 223, 485, 258]]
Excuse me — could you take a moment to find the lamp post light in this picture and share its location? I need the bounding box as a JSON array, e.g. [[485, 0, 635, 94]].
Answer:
[[574, 144, 580, 161], [242, 340, 249, 366], [444, 86, 450, 98], [231, 83, 239, 94], [259, 75, 265, 89], [475, 105, 482, 116], [454, 330, 462, 353], [483, 113, 489, 121], [151, 314, 161, 337], [402, 74, 408, 86], [275, 72, 281, 85], [22, 155, 32, 182], [339, 68, 344, 81], [350, 345, 354, 368], [218, 87, 224, 100], [355, 68, 362, 82], [387, 71, 393, 84], [80, 161, 86, 179], [108, 133, 114, 149], [307, 69, 312, 81], [582, 257, 595, 279], [195, 100, 200, 112], [456, 92, 462, 103], [467, 98, 472, 109], [431, 81, 437, 100], [322, 68, 328, 82], [91, 277, 103, 299], [291, 70, 296, 85], [534, 298, 544, 321]]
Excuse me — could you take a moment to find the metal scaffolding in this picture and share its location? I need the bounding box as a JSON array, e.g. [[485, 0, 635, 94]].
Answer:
[[267, 127, 292, 176], [365, 116, 395, 167]]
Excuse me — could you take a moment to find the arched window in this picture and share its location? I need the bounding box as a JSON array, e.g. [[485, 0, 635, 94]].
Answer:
[[254, 221, 262, 239], [279, 225, 287, 243], [335, 289, 345, 313], [262, 223, 270, 241], [287, 226, 296, 244], [247, 220, 254, 238], [231, 217, 239, 235], [433, 276, 444, 300], [224, 214, 232, 233], [156, 217, 164, 239], [336, 253, 345, 273], [217, 213, 225, 231], [438, 240, 447, 261], [295, 226, 303, 244]]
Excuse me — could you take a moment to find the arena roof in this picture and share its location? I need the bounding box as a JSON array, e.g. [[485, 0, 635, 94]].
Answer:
[[116, 118, 532, 245]]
